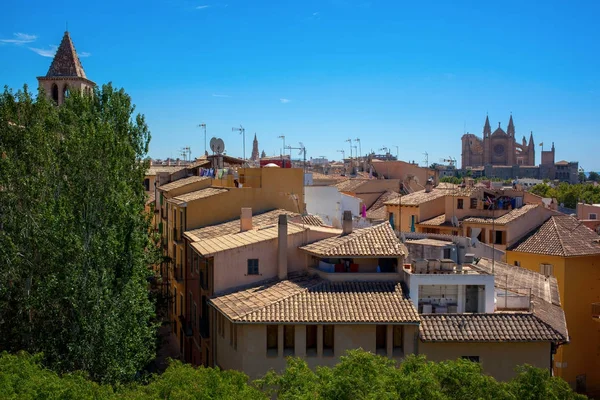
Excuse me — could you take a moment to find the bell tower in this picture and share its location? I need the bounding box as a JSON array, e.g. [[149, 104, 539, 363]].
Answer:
[[37, 31, 95, 105]]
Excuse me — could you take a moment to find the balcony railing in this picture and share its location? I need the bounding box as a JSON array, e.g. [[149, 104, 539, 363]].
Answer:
[[592, 303, 600, 319], [174, 264, 183, 283]]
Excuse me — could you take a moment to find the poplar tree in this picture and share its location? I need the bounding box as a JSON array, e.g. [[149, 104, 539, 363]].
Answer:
[[0, 84, 157, 383]]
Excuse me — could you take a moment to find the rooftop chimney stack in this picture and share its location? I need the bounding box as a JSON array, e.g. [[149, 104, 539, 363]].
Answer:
[[278, 214, 288, 280], [342, 210, 353, 236], [425, 178, 433, 193], [240, 208, 252, 232]]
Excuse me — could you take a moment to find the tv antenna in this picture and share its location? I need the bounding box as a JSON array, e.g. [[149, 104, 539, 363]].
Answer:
[[232, 125, 246, 160], [286, 142, 307, 172], [337, 149, 345, 160], [423, 152, 429, 167], [198, 123, 207, 155]]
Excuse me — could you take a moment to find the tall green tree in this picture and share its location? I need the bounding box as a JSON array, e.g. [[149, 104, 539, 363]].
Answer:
[[0, 84, 157, 383]]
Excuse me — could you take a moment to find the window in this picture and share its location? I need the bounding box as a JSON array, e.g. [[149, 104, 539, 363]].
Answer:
[[51, 83, 59, 103], [376, 325, 387, 354], [323, 325, 334, 356], [470, 198, 478, 209], [188, 292, 192, 318], [514, 261, 521, 267], [461, 356, 480, 363], [144, 178, 150, 191], [590, 213, 597, 220], [494, 230, 504, 245], [193, 302, 197, 332], [540, 263, 553, 277], [306, 325, 317, 356], [457, 199, 464, 209], [173, 287, 177, 315], [247, 259, 259, 275], [393, 326, 403, 355], [267, 325, 278, 357], [284, 325, 295, 355], [180, 294, 183, 316]]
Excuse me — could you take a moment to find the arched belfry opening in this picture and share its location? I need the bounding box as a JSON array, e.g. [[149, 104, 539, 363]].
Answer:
[[36, 31, 95, 106]]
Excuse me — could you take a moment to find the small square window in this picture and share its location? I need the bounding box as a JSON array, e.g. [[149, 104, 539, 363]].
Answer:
[[589, 213, 597, 220], [470, 198, 478, 209], [247, 259, 259, 275], [457, 199, 464, 209]]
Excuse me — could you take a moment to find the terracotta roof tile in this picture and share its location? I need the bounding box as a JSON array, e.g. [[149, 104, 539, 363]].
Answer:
[[211, 275, 419, 323], [509, 214, 600, 257], [300, 222, 407, 257], [146, 166, 186, 176], [417, 214, 450, 226], [191, 223, 306, 256], [462, 204, 539, 225], [384, 188, 450, 207], [168, 187, 228, 205], [145, 191, 155, 206], [158, 176, 210, 193], [419, 313, 564, 342], [335, 178, 370, 192], [184, 209, 299, 242], [366, 191, 401, 220]]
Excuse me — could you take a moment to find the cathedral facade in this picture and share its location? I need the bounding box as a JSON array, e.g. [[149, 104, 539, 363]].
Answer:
[[461, 116, 535, 168]]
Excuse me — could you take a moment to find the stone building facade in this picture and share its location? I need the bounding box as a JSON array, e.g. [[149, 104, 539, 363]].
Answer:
[[37, 31, 95, 105]]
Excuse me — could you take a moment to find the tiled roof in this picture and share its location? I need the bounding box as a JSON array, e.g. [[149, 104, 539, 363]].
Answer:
[[291, 215, 325, 227], [211, 275, 420, 323], [310, 172, 348, 183], [419, 313, 564, 342], [509, 214, 600, 257], [299, 222, 407, 257], [190, 223, 306, 256], [187, 159, 210, 169], [335, 179, 370, 193], [462, 204, 539, 225], [43, 32, 87, 79], [417, 214, 450, 226], [184, 209, 299, 242], [145, 191, 155, 206], [168, 187, 228, 205], [157, 176, 210, 193], [146, 166, 186, 176], [366, 191, 401, 220], [384, 188, 449, 206], [471, 258, 567, 339]]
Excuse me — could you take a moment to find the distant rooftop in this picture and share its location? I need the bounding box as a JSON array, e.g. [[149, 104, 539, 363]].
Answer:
[[157, 176, 209, 193]]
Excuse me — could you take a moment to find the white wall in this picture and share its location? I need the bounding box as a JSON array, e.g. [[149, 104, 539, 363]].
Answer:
[[305, 186, 364, 228]]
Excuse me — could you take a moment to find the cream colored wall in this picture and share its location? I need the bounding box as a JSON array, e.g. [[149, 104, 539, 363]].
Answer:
[[372, 160, 433, 184], [163, 179, 212, 199], [420, 341, 551, 382], [418, 197, 446, 224], [577, 203, 600, 220], [217, 323, 418, 379], [387, 196, 445, 232]]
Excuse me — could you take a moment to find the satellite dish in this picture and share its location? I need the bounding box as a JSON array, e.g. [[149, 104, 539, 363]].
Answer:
[[216, 139, 225, 154], [209, 137, 218, 153]]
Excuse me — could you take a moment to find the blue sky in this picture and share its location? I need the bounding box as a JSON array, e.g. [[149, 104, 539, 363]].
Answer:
[[2, 0, 599, 170]]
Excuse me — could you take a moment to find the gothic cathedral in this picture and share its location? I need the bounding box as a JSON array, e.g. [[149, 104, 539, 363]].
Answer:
[[461, 115, 535, 169]]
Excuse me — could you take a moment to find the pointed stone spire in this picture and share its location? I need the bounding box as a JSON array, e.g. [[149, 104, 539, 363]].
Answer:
[[507, 114, 515, 137], [251, 133, 259, 161], [46, 31, 88, 78], [529, 131, 534, 147], [483, 115, 491, 137]]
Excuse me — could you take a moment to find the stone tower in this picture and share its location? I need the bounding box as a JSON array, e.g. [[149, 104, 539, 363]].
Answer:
[[251, 133, 259, 161], [37, 31, 95, 105]]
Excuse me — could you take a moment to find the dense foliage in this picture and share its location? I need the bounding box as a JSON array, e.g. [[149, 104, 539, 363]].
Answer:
[[0, 350, 584, 399], [0, 85, 158, 383], [529, 183, 600, 209]]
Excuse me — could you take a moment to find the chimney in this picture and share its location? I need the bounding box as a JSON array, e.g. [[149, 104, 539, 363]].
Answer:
[[425, 178, 433, 193], [240, 208, 252, 232], [342, 210, 353, 235], [278, 214, 288, 280]]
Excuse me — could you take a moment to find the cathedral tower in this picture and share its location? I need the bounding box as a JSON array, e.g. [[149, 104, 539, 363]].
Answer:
[[251, 133, 259, 161], [37, 31, 95, 105]]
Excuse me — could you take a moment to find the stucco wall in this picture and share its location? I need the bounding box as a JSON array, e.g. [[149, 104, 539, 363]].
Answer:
[[419, 341, 551, 382]]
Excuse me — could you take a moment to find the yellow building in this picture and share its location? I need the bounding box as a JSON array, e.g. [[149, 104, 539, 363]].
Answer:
[[507, 215, 600, 394]]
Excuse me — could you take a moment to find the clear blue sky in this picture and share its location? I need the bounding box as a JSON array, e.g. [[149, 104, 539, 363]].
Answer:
[[2, 0, 599, 170]]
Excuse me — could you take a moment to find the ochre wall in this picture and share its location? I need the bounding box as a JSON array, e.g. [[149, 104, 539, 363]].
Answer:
[[419, 341, 551, 382]]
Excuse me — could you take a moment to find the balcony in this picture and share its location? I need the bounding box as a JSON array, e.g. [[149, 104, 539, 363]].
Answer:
[[174, 264, 183, 283], [592, 303, 600, 320], [178, 314, 193, 336]]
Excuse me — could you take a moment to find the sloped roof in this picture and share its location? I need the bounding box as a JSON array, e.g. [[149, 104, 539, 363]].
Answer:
[[419, 313, 564, 342], [509, 214, 600, 257], [43, 31, 88, 79], [384, 188, 449, 206], [184, 209, 299, 242], [190, 223, 306, 256], [299, 222, 407, 257], [146, 166, 186, 176], [157, 176, 210, 193], [211, 275, 419, 323], [168, 187, 227, 205], [366, 190, 401, 220], [417, 214, 451, 227], [462, 204, 539, 225], [145, 191, 155, 206], [335, 178, 369, 193], [472, 258, 568, 339], [291, 214, 325, 227]]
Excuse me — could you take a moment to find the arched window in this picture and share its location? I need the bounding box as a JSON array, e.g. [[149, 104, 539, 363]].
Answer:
[[63, 84, 70, 100], [51, 83, 59, 103]]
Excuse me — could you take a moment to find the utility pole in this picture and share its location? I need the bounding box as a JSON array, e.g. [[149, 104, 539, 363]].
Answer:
[[198, 123, 207, 155], [278, 135, 285, 167], [232, 125, 246, 161]]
